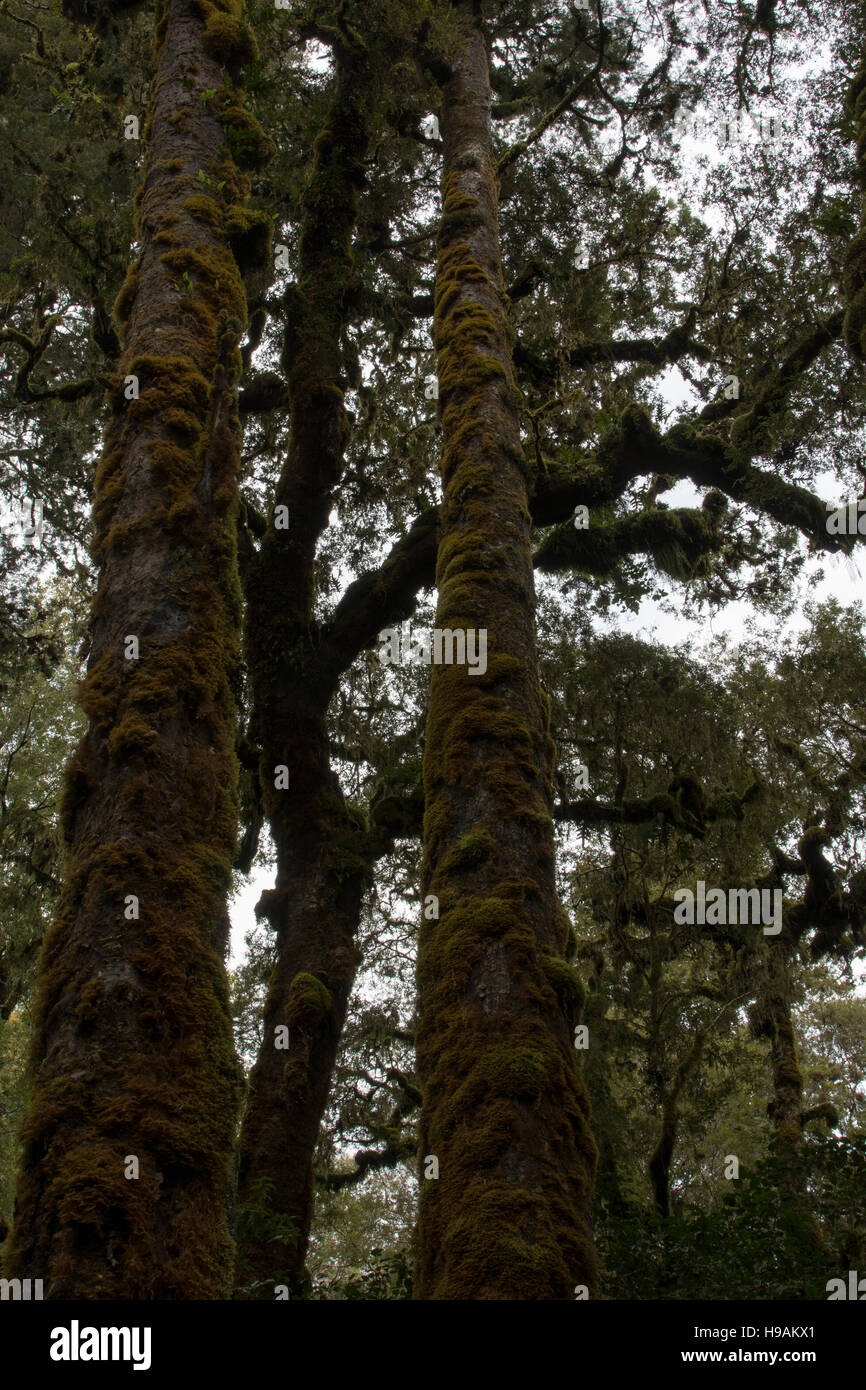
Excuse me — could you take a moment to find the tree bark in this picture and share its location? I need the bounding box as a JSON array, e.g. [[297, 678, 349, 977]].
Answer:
[[415, 5, 598, 1300], [234, 31, 374, 1296], [648, 1038, 704, 1220], [4, 0, 267, 1297], [754, 946, 828, 1262], [844, 43, 866, 360]]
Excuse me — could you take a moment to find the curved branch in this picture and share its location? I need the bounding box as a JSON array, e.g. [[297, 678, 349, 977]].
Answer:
[[534, 501, 726, 580]]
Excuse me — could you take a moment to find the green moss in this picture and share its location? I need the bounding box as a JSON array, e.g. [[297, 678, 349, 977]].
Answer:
[[126, 355, 211, 413], [285, 972, 332, 1026], [435, 530, 512, 582], [438, 208, 487, 240], [437, 897, 519, 939], [107, 714, 159, 760], [435, 294, 497, 334], [444, 829, 497, 872], [203, 11, 257, 67], [112, 264, 140, 329], [214, 91, 274, 170], [184, 192, 225, 233], [224, 204, 272, 269], [446, 1044, 558, 1116], [471, 654, 523, 686], [147, 439, 198, 495], [160, 245, 247, 324], [426, 1185, 594, 1300], [164, 406, 203, 441], [541, 955, 586, 1013], [448, 700, 534, 750]]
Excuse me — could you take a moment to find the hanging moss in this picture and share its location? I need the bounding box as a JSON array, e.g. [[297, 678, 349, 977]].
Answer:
[[112, 263, 141, 330]]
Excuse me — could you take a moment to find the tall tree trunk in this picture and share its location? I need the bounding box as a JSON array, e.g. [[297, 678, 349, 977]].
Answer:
[[647, 1037, 704, 1221], [4, 0, 268, 1297], [415, 5, 598, 1300], [767, 990, 804, 1145], [234, 30, 374, 1296], [844, 41, 866, 360], [755, 946, 827, 1263]]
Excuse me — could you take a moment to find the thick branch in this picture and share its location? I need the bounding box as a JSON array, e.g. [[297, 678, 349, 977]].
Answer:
[[322, 507, 438, 682], [515, 314, 714, 384], [534, 501, 726, 580]]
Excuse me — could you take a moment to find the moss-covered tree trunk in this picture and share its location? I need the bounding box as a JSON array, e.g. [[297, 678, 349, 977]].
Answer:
[[648, 1040, 704, 1220], [4, 0, 267, 1298], [234, 33, 373, 1297], [755, 947, 827, 1263], [415, 5, 598, 1300], [844, 41, 866, 360], [767, 992, 804, 1143]]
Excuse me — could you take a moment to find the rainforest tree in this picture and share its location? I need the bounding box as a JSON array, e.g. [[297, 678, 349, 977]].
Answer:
[[3, 0, 271, 1297]]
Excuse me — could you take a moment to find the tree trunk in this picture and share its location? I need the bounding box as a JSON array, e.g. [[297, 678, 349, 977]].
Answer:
[[415, 6, 598, 1300], [756, 949, 827, 1263], [768, 995, 804, 1144], [844, 44, 866, 359], [648, 1104, 677, 1220], [4, 0, 267, 1297], [647, 1050, 700, 1222], [234, 32, 373, 1296]]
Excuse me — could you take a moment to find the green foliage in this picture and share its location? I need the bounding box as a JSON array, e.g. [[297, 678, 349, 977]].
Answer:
[[0, 1010, 29, 1227], [597, 1136, 866, 1300], [0, 581, 83, 1023], [316, 1245, 413, 1300], [232, 1175, 299, 1297]]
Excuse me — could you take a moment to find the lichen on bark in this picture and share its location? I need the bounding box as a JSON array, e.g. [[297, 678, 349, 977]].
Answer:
[[233, 26, 378, 1297], [4, 0, 266, 1298], [415, 5, 598, 1300], [844, 51, 866, 359]]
